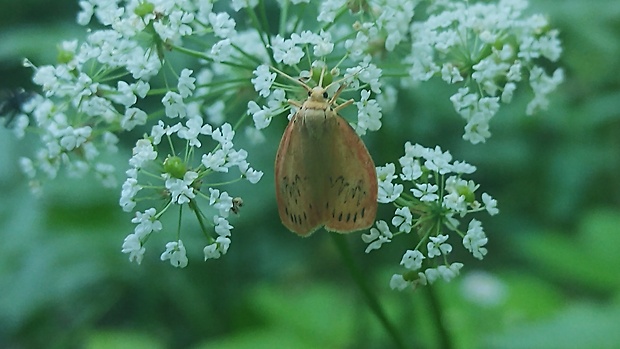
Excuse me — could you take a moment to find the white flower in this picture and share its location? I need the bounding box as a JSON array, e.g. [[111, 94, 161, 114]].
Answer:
[[203, 242, 221, 260], [400, 250, 425, 270], [216, 236, 231, 254], [165, 171, 198, 205], [209, 12, 236, 38], [437, 262, 463, 282], [362, 220, 393, 253], [442, 191, 467, 215], [482, 193, 499, 215], [209, 188, 234, 217], [345, 58, 382, 93], [377, 163, 403, 203], [411, 183, 439, 202], [121, 107, 148, 131], [392, 207, 413, 233], [178, 69, 196, 98], [241, 164, 263, 184], [424, 267, 440, 284], [112, 81, 137, 106], [59, 126, 92, 151], [345, 30, 371, 58], [126, 47, 161, 80], [526, 67, 564, 115], [247, 100, 274, 129], [177, 116, 212, 148], [202, 149, 227, 172], [399, 156, 422, 181], [313, 30, 334, 56], [121, 233, 145, 264], [424, 146, 453, 174], [210, 38, 233, 62], [77, 0, 94, 25], [354, 89, 382, 135], [212, 123, 235, 147], [226, 149, 248, 167], [407, 0, 563, 143], [160, 240, 189, 268], [120, 177, 141, 212], [441, 64, 464, 83], [427, 234, 452, 258], [230, 0, 259, 11], [271, 35, 304, 65], [19, 157, 36, 178], [251, 65, 276, 98], [129, 139, 157, 168], [463, 219, 488, 259], [390, 274, 410, 291], [131, 208, 162, 238], [378, 181, 403, 203], [162, 91, 186, 118], [317, 0, 346, 22], [214, 215, 233, 237]]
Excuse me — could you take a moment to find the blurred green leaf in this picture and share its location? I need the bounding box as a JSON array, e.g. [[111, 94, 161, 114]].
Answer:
[[484, 301, 620, 349], [86, 330, 165, 349], [514, 209, 620, 293]]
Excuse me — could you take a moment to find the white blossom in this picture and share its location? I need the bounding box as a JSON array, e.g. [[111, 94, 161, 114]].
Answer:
[[160, 240, 189, 268], [362, 220, 393, 253], [463, 219, 488, 259]]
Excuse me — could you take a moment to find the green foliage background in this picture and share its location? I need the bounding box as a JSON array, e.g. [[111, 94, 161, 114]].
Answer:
[[1, 0, 619, 348]]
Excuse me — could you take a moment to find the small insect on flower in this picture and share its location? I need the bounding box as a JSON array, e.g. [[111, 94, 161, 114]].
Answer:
[[231, 197, 243, 214], [273, 66, 378, 236], [0, 88, 34, 127]]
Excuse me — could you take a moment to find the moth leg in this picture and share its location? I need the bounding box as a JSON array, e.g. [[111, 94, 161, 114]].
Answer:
[[288, 99, 303, 108], [329, 83, 347, 104], [334, 99, 354, 113]]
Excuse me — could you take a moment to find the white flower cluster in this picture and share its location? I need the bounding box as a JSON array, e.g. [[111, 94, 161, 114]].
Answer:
[[18, 0, 243, 189], [11, 0, 562, 271], [120, 119, 263, 267], [365, 142, 499, 290], [407, 0, 564, 143], [323, 0, 416, 53]]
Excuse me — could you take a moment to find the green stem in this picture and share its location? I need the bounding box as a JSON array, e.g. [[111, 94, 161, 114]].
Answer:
[[278, 0, 288, 36], [170, 44, 254, 71], [424, 285, 454, 349], [330, 234, 407, 349]]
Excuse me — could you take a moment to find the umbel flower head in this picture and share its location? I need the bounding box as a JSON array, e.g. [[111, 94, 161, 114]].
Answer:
[[10, 0, 560, 276], [364, 142, 499, 290], [406, 0, 563, 143]]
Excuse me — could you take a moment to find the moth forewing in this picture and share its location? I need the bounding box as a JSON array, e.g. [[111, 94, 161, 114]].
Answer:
[[273, 65, 378, 236]]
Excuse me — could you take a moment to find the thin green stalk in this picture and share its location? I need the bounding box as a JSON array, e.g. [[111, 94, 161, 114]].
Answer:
[[424, 284, 454, 349], [330, 234, 407, 349], [278, 0, 288, 36]]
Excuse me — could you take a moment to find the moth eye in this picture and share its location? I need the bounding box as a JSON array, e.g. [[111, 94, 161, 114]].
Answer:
[[323, 92, 328, 99], [308, 91, 312, 97]]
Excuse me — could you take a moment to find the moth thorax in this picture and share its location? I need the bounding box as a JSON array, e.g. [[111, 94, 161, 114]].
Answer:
[[302, 108, 334, 138]]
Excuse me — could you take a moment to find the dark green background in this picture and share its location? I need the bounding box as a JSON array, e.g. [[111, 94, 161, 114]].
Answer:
[[1, 1, 619, 348]]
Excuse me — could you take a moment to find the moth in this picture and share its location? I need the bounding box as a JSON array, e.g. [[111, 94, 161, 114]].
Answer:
[[273, 67, 378, 236]]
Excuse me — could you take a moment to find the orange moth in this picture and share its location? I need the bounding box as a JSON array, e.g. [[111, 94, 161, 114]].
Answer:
[[273, 66, 378, 236]]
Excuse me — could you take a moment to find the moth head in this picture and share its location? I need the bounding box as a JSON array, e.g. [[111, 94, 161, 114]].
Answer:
[[308, 86, 329, 102], [270, 65, 349, 104]]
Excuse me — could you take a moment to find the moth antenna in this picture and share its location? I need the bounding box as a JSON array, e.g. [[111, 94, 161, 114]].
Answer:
[[323, 66, 368, 97], [329, 83, 347, 105], [270, 66, 312, 92]]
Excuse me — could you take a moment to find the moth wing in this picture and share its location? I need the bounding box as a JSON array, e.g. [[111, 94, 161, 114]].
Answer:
[[275, 116, 324, 236], [321, 116, 378, 233]]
